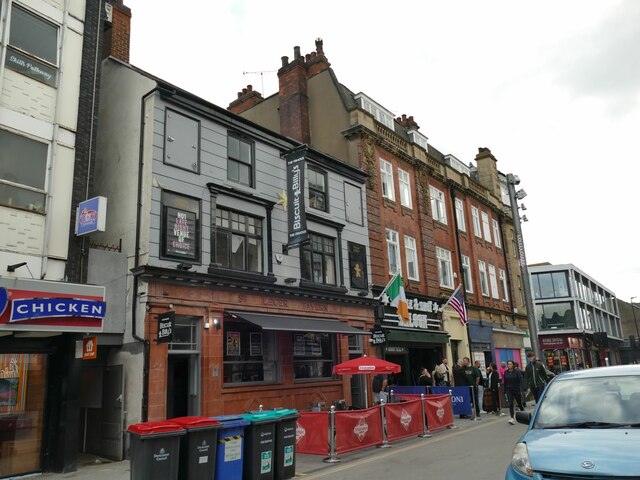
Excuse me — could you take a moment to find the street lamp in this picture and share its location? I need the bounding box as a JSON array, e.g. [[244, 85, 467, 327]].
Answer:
[[631, 297, 639, 364], [507, 173, 540, 359]]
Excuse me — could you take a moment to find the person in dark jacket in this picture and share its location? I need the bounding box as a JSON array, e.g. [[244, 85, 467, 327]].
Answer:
[[485, 362, 501, 413], [503, 360, 525, 424], [524, 351, 552, 403], [417, 367, 433, 388]]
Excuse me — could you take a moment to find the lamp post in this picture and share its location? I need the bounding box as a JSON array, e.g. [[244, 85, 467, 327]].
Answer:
[[506, 173, 540, 359], [631, 297, 639, 364]]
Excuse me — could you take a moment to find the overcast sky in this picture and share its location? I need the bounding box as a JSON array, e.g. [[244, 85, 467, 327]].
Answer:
[[126, 0, 639, 303]]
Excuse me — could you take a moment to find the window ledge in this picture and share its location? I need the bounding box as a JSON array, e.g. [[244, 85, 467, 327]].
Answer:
[[207, 266, 277, 284], [299, 280, 349, 295]]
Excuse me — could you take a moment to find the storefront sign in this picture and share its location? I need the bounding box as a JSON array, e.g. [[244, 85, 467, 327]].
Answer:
[[0, 283, 106, 333], [164, 207, 197, 259], [75, 196, 107, 236], [370, 328, 386, 345], [381, 295, 445, 330], [384, 345, 407, 355], [540, 336, 569, 349], [6, 48, 57, 87], [285, 147, 308, 249], [82, 336, 98, 360], [157, 311, 175, 343]]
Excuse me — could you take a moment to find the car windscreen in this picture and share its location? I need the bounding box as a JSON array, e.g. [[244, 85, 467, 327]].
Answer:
[[533, 375, 640, 429]]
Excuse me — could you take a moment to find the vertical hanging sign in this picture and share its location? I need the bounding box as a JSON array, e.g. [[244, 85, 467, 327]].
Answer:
[[157, 311, 175, 343], [285, 146, 309, 249]]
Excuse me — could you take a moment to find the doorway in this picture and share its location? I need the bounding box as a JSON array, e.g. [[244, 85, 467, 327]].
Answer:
[[166, 316, 201, 418], [167, 356, 190, 418]]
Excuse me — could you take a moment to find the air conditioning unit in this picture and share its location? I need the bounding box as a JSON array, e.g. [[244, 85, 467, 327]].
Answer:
[[105, 3, 113, 23]]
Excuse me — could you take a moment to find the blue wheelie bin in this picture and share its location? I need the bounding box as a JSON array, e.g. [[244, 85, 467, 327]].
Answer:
[[212, 415, 251, 480]]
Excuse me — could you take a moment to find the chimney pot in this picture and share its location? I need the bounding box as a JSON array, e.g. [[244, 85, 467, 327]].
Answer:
[[315, 38, 324, 54], [247, 85, 253, 92], [281, 56, 289, 67], [294, 46, 301, 59], [237, 92, 242, 98], [305, 53, 311, 62], [242, 88, 247, 94]]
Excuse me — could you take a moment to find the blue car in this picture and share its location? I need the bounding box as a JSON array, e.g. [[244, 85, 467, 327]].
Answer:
[[505, 364, 640, 479]]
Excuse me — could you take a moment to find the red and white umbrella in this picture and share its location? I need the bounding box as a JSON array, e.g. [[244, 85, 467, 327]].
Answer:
[[333, 355, 401, 375]]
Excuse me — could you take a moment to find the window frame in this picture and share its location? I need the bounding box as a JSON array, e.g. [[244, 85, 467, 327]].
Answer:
[[386, 228, 401, 275], [471, 206, 482, 237], [455, 198, 466, 232], [492, 219, 502, 248], [212, 206, 264, 273], [499, 269, 509, 302], [292, 332, 337, 381], [481, 211, 492, 242], [227, 132, 255, 187], [307, 164, 328, 212], [461, 255, 473, 293], [436, 247, 454, 289], [397, 168, 412, 208], [404, 235, 419, 281], [300, 232, 337, 285], [478, 260, 490, 296], [223, 320, 278, 385], [430, 186, 448, 224], [379, 159, 395, 201], [160, 190, 201, 263], [488, 264, 500, 300]]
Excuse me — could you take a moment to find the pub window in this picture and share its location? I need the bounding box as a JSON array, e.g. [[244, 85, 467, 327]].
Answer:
[[348, 242, 368, 290], [307, 165, 328, 212], [212, 207, 263, 273], [227, 133, 254, 187], [223, 320, 277, 384], [293, 333, 336, 380], [5, 5, 58, 86], [301, 233, 336, 285], [161, 191, 200, 262]]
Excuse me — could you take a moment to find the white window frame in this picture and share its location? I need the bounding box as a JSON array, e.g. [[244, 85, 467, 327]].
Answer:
[[404, 235, 419, 281], [436, 247, 454, 289], [398, 168, 412, 208], [461, 255, 473, 293], [478, 260, 489, 296], [481, 212, 492, 242], [380, 159, 395, 201], [492, 219, 502, 248], [455, 198, 466, 232], [471, 206, 482, 237], [499, 269, 509, 302], [429, 186, 447, 224], [386, 228, 401, 275], [488, 264, 499, 299]]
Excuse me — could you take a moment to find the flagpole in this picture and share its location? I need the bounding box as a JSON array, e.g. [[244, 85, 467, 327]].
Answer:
[[443, 284, 462, 309], [375, 272, 400, 300]]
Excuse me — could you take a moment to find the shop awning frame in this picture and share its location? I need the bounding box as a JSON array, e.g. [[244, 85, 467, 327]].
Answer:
[[225, 311, 369, 335], [385, 328, 450, 344]]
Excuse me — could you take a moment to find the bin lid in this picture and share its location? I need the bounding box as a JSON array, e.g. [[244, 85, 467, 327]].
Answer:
[[241, 411, 281, 423], [272, 408, 298, 418], [127, 421, 184, 435], [171, 416, 221, 429], [212, 415, 251, 428]]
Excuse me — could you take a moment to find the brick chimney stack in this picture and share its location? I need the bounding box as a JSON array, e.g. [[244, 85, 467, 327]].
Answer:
[[475, 147, 501, 197], [396, 114, 420, 131], [228, 85, 264, 115], [103, 0, 132, 63], [276, 39, 331, 143]]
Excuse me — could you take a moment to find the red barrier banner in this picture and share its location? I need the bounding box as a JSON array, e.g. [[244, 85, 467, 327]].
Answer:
[[296, 412, 328, 455], [335, 407, 383, 454], [385, 399, 423, 441], [394, 394, 421, 402], [425, 394, 454, 431]]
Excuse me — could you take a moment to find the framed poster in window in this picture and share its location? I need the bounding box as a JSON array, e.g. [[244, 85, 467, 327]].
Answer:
[[293, 334, 306, 356], [226, 331, 241, 356], [250, 332, 263, 356], [164, 207, 197, 260]]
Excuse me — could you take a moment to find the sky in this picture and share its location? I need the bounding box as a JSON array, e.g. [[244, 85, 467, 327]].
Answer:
[[126, 0, 640, 302]]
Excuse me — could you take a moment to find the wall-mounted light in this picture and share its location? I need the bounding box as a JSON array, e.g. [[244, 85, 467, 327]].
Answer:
[[204, 320, 210, 329], [357, 291, 369, 297], [176, 263, 193, 271], [7, 262, 27, 272], [284, 277, 297, 284], [212, 318, 221, 330]]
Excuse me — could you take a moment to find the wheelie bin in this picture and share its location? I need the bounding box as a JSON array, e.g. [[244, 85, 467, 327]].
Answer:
[[272, 409, 300, 480], [241, 410, 280, 480], [171, 416, 221, 480], [212, 415, 251, 480], [128, 421, 185, 480]]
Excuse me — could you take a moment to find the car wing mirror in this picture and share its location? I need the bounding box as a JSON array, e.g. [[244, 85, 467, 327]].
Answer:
[[515, 411, 532, 425]]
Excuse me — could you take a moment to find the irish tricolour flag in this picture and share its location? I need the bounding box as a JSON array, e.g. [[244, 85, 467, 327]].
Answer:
[[384, 274, 410, 324]]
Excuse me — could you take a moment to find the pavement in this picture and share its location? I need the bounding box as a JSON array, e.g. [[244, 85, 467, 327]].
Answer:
[[35, 408, 522, 480]]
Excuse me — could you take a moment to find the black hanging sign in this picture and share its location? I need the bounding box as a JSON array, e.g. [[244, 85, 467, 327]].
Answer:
[[370, 328, 386, 346], [285, 146, 309, 249], [157, 311, 175, 343]]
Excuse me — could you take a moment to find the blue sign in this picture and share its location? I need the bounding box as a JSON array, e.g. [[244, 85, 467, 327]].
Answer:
[[0, 288, 7, 317], [76, 196, 107, 236], [9, 297, 106, 322], [430, 386, 473, 416]]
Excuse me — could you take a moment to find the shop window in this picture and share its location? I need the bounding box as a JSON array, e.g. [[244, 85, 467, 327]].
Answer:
[[168, 317, 199, 353], [223, 321, 277, 384], [212, 207, 263, 273], [227, 133, 254, 187], [292, 333, 336, 380], [0, 353, 47, 477], [532, 272, 570, 299], [538, 302, 576, 330], [0, 129, 47, 213], [307, 165, 328, 212], [161, 191, 200, 262], [5, 5, 58, 86], [301, 233, 336, 285]]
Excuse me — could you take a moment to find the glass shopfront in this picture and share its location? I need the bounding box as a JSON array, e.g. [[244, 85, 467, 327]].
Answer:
[[0, 353, 47, 478]]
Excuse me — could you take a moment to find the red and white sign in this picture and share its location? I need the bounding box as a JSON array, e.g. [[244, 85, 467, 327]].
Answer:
[[82, 336, 97, 360]]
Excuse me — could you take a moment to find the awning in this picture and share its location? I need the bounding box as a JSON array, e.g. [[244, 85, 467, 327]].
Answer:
[[226, 311, 369, 335], [386, 329, 450, 345]]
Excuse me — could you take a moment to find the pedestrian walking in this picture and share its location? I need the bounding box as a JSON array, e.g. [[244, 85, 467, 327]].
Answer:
[[463, 357, 481, 416], [503, 360, 525, 424], [524, 351, 553, 404], [485, 362, 500, 413], [474, 360, 487, 413]]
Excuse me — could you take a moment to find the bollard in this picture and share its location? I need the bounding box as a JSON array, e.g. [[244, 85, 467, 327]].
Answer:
[[418, 393, 432, 438], [389, 389, 394, 404], [323, 406, 340, 463], [377, 398, 392, 448], [258, 404, 264, 412], [447, 388, 459, 429]]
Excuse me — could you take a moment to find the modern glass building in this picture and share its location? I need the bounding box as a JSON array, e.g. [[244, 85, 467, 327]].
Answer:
[[529, 263, 622, 372]]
